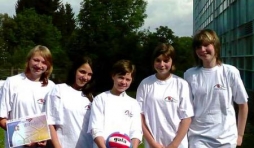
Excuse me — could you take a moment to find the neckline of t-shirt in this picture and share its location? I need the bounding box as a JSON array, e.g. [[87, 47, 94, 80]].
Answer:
[[154, 74, 173, 85], [108, 90, 126, 97], [201, 65, 220, 72]]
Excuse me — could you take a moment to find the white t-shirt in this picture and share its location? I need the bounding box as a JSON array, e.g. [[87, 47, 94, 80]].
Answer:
[[136, 74, 194, 148], [0, 80, 5, 98], [0, 73, 55, 148], [45, 83, 93, 148], [0, 80, 5, 88], [184, 64, 248, 148], [88, 91, 142, 148]]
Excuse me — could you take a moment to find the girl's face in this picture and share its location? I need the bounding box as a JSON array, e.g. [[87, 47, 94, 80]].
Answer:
[[28, 52, 48, 79], [111, 73, 132, 95], [74, 63, 93, 89], [195, 44, 216, 66], [154, 54, 172, 76]]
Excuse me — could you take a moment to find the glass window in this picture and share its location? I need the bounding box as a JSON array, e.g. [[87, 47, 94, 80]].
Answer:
[[223, 0, 227, 10], [246, 36, 253, 55], [239, 0, 246, 25], [239, 57, 244, 69], [247, 0, 254, 20], [245, 71, 252, 90], [245, 57, 252, 70]]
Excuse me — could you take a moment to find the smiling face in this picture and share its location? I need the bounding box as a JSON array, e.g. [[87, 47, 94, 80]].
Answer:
[[111, 73, 132, 96], [154, 54, 172, 79], [73, 63, 93, 90], [192, 29, 222, 67], [27, 52, 48, 81], [195, 44, 217, 67]]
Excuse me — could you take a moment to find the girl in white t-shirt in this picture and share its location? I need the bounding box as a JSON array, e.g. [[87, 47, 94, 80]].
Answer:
[[136, 43, 194, 148], [184, 29, 248, 148], [88, 60, 142, 148], [45, 56, 94, 148], [0, 45, 55, 148]]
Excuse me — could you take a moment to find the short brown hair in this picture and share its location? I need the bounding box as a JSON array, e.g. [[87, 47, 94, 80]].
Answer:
[[152, 43, 176, 72], [111, 60, 136, 80]]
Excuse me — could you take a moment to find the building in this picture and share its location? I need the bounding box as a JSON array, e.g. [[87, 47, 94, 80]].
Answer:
[[193, 0, 254, 92]]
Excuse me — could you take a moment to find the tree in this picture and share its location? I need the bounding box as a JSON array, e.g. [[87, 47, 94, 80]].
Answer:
[[15, 0, 61, 16], [71, 0, 147, 91], [173, 36, 194, 77], [53, 3, 76, 49], [15, 0, 76, 54], [0, 14, 12, 70], [1, 9, 67, 70], [75, 0, 147, 56]]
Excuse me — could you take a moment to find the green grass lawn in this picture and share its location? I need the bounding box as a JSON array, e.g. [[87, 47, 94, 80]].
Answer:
[[0, 128, 4, 148]]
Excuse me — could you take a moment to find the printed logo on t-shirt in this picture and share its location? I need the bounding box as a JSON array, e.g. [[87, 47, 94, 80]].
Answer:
[[85, 105, 91, 110], [213, 84, 226, 90], [37, 99, 45, 104], [164, 96, 177, 103], [26, 118, 33, 122], [124, 110, 133, 117]]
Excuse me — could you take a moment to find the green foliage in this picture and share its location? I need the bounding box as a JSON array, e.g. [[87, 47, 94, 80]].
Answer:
[[76, 0, 147, 56], [72, 0, 147, 91], [14, 9, 61, 48], [15, 0, 62, 16], [15, 0, 76, 52], [174, 36, 194, 77], [53, 3, 76, 50], [0, 9, 65, 69]]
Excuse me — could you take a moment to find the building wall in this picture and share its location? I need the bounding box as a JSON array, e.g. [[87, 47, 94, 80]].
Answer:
[[193, 0, 254, 92]]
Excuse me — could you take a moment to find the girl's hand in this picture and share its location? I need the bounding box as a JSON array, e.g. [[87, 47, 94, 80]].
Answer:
[[150, 141, 165, 148], [166, 141, 179, 148], [237, 135, 243, 146]]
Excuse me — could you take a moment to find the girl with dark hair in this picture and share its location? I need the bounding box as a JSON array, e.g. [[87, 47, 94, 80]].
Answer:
[[45, 56, 94, 148]]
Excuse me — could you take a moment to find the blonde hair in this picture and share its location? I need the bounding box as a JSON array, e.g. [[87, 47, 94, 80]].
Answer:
[[192, 29, 222, 67], [25, 45, 53, 86]]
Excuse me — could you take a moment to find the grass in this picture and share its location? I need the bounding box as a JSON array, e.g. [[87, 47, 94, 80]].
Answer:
[[0, 128, 4, 148]]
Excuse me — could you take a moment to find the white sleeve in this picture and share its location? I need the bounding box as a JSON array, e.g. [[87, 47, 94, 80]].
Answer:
[[88, 95, 105, 139], [129, 100, 143, 141], [0, 78, 11, 118], [178, 81, 194, 119], [45, 85, 64, 125], [230, 69, 248, 104], [136, 81, 145, 113]]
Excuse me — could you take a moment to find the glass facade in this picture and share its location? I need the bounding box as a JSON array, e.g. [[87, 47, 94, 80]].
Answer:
[[193, 0, 254, 91]]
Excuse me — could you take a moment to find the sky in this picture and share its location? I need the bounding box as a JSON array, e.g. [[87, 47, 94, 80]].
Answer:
[[0, 0, 193, 37]]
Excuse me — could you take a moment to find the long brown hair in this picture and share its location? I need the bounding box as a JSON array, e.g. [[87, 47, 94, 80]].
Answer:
[[66, 56, 94, 102]]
